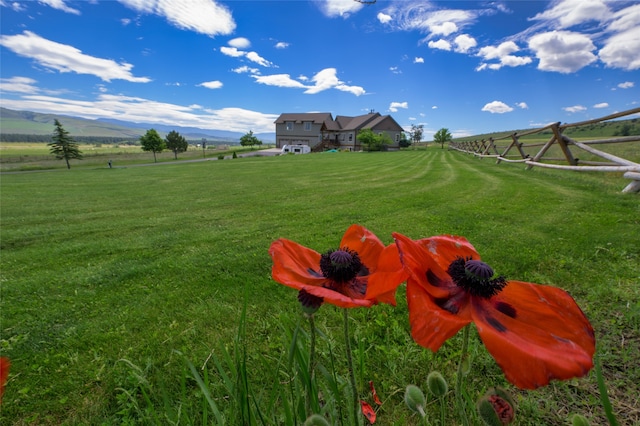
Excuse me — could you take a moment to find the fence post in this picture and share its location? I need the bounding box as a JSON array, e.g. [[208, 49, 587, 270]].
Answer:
[[527, 124, 560, 170], [552, 123, 578, 165]]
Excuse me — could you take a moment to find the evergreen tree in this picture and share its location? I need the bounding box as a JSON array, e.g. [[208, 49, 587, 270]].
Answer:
[[48, 119, 83, 169], [165, 130, 188, 160]]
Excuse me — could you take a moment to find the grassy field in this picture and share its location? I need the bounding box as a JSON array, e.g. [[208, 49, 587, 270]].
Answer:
[[0, 150, 638, 425]]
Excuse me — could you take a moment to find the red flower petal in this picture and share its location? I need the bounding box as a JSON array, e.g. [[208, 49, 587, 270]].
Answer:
[[360, 400, 377, 424], [407, 276, 471, 351], [365, 243, 408, 306], [471, 281, 595, 389], [412, 234, 479, 272], [269, 238, 325, 288], [369, 380, 382, 405], [0, 357, 10, 403], [340, 224, 385, 271]]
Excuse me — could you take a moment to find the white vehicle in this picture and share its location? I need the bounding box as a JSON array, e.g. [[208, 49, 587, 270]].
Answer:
[[281, 144, 311, 154]]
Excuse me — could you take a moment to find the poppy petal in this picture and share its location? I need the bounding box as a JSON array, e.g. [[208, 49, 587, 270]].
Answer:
[[471, 281, 595, 389], [340, 224, 385, 272], [365, 243, 408, 306], [0, 357, 9, 403], [299, 284, 375, 308], [394, 233, 461, 299], [360, 400, 377, 424], [369, 380, 382, 405], [269, 238, 326, 289], [413, 235, 479, 272], [407, 277, 471, 352]]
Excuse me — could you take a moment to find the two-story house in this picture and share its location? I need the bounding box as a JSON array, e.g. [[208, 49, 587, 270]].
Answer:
[[274, 112, 404, 151]]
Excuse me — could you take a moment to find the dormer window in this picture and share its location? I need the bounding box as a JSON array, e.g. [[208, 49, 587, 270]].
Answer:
[[304, 121, 312, 131], [286, 122, 293, 131]]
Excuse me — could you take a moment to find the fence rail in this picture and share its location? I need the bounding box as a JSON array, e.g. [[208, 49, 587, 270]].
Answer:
[[449, 107, 640, 193]]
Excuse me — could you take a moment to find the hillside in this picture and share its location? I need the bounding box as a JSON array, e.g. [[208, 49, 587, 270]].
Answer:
[[0, 108, 275, 142], [453, 117, 639, 142]]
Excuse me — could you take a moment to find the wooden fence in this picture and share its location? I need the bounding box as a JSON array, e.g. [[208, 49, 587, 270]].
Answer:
[[448, 107, 640, 193]]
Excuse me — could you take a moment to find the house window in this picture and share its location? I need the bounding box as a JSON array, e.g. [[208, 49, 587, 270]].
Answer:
[[304, 121, 312, 131], [395, 133, 400, 142], [348, 133, 353, 141], [286, 122, 293, 131]]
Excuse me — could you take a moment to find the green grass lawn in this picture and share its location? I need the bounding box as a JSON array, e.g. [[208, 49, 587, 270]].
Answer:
[[1, 150, 638, 425]]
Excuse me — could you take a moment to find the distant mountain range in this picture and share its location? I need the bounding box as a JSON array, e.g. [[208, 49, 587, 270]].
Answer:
[[0, 108, 275, 142]]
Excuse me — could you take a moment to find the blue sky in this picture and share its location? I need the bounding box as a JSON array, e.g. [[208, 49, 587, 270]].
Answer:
[[1, 0, 638, 138]]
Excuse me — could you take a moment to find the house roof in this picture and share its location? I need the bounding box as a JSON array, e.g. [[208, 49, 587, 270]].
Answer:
[[274, 113, 333, 124], [275, 112, 403, 133]]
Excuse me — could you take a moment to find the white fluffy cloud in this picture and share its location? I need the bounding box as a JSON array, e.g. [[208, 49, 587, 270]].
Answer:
[[318, 0, 364, 18], [599, 26, 640, 70], [530, 0, 610, 29], [528, 30, 597, 73], [220, 44, 273, 67], [39, 0, 80, 15], [0, 31, 151, 82], [454, 34, 477, 53], [118, 0, 235, 36], [198, 80, 223, 89], [252, 68, 364, 96], [563, 105, 587, 113], [389, 101, 408, 112], [593, 102, 609, 108], [228, 37, 250, 49], [413, 57, 424, 63], [428, 39, 452, 51], [252, 74, 307, 89], [0, 76, 39, 93], [220, 46, 244, 57], [377, 12, 392, 24], [477, 41, 531, 70], [481, 101, 514, 114], [618, 81, 635, 89], [516, 102, 528, 109]]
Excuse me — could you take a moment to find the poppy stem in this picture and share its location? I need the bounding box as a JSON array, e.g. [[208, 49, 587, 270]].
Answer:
[[307, 313, 317, 415], [343, 308, 359, 423], [456, 325, 471, 426]]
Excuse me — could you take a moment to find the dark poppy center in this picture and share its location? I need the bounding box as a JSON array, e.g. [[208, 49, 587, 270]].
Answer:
[[320, 248, 362, 283], [447, 257, 507, 298]]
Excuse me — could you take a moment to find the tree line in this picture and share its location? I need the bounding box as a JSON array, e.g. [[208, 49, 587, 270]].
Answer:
[[0, 133, 139, 144]]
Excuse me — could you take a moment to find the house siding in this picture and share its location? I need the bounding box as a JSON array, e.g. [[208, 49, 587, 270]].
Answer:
[[274, 112, 404, 151]]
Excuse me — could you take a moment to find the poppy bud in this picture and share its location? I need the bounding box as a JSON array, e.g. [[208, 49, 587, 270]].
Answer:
[[477, 387, 515, 425], [303, 414, 330, 426], [298, 289, 323, 315], [426, 371, 448, 397], [404, 384, 426, 417], [571, 414, 590, 426]]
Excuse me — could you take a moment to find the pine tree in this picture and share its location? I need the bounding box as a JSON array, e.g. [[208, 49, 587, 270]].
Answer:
[[48, 119, 83, 169], [165, 130, 188, 160]]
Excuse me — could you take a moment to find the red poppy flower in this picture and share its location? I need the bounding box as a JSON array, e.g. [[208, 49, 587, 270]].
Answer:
[[393, 233, 595, 390], [269, 225, 406, 309]]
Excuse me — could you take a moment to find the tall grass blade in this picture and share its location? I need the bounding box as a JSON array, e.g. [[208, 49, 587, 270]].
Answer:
[[595, 352, 619, 426]]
